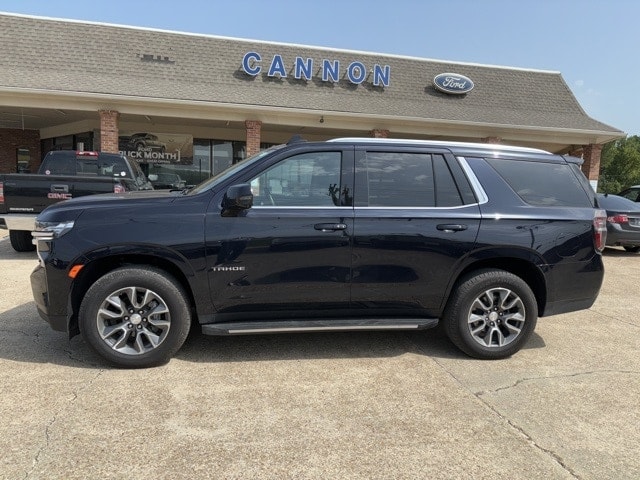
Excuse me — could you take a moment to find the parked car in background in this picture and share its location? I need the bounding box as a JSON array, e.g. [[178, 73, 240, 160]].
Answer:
[[148, 172, 186, 190], [617, 185, 640, 202], [597, 193, 640, 252]]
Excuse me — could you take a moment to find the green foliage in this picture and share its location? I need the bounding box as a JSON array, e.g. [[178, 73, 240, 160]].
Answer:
[[598, 136, 640, 193]]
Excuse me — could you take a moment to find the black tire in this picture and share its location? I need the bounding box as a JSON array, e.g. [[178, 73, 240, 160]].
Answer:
[[79, 266, 191, 368], [9, 230, 36, 252], [623, 246, 640, 253], [443, 269, 538, 360]]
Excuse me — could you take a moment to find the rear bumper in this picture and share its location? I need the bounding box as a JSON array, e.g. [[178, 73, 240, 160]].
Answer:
[[0, 214, 37, 231], [542, 254, 604, 317], [30, 264, 68, 332], [606, 228, 640, 247]]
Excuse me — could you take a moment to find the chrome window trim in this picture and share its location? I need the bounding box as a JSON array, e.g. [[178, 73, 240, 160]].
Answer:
[[457, 156, 488, 205], [251, 205, 351, 210], [354, 205, 477, 211], [252, 205, 476, 210]]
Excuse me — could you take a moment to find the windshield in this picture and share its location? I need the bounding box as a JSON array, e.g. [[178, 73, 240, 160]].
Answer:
[[187, 144, 286, 195]]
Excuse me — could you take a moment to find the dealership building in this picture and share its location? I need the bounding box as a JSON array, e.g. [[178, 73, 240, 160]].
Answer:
[[0, 13, 624, 187]]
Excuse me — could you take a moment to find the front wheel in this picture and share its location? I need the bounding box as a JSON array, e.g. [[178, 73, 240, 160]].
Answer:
[[623, 246, 640, 253], [443, 269, 538, 359], [79, 266, 191, 368]]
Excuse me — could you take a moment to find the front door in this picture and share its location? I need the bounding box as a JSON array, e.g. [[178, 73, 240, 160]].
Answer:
[[205, 147, 354, 319]]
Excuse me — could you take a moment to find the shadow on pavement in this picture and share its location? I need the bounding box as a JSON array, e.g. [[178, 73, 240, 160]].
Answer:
[[0, 301, 545, 368], [602, 246, 640, 256]]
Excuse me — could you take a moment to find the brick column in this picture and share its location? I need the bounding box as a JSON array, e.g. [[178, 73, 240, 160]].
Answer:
[[481, 136, 502, 144], [582, 143, 602, 185], [369, 129, 389, 138], [99, 110, 120, 153], [245, 120, 262, 157]]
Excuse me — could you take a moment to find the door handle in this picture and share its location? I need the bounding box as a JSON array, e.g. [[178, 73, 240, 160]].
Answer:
[[314, 223, 347, 232], [51, 184, 69, 193], [436, 224, 468, 232]]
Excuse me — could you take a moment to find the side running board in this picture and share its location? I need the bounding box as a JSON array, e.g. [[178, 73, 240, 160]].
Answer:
[[201, 318, 439, 336]]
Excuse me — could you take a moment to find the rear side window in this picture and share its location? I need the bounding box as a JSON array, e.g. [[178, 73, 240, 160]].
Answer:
[[361, 152, 435, 207], [357, 151, 467, 207], [619, 187, 640, 203], [486, 158, 593, 207]]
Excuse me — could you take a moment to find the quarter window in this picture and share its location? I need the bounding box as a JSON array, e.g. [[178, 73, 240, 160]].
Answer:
[[250, 151, 342, 207], [487, 158, 593, 207]]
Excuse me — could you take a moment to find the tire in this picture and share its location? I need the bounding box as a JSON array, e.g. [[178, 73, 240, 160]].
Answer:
[[623, 246, 640, 253], [9, 230, 36, 252], [79, 266, 191, 368], [443, 269, 538, 360]]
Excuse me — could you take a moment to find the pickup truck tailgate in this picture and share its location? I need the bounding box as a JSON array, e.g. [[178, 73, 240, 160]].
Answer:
[[1, 174, 119, 214]]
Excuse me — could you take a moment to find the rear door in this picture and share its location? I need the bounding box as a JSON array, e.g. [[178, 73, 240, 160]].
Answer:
[[351, 146, 481, 317]]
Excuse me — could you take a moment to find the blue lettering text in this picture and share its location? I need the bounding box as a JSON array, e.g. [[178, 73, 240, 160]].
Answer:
[[373, 64, 391, 87], [322, 59, 340, 83], [347, 61, 367, 84], [267, 54, 287, 78], [294, 57, 313, 80], [242, 51, 261, 76]]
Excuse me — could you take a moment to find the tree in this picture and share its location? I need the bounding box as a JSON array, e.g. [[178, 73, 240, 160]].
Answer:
[[598, 136, 640, 193]]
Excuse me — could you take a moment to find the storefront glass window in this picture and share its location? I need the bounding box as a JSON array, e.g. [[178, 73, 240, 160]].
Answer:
[[40, 132, 94, 159], [146, 139, 211, 188], [16, 148, 31, 173]]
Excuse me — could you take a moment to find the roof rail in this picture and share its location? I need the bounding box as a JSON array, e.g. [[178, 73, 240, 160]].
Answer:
[[327, 137, 551, 154]]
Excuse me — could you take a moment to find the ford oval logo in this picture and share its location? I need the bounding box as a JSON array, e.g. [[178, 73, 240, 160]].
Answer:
[[433, 73, 474, 95]]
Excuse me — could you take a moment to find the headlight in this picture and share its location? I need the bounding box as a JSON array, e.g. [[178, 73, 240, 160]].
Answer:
[[32, 220, 75, 266], [32, 220, 75, 241]]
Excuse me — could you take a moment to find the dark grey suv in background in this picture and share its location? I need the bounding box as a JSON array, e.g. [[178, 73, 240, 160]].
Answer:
[[31, 138, 607, 367]]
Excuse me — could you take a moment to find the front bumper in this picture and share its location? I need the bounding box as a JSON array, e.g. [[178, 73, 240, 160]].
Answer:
[[30, 264, 68, 332]]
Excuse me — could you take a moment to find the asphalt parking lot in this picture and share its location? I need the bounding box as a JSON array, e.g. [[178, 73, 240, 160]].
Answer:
[[0, 229, 638, 480]]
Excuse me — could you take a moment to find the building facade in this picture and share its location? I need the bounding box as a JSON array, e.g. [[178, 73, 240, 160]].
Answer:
[[0, 13, 624, 187]]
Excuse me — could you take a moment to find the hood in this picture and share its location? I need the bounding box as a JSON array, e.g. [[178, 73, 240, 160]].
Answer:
[[36, 189, 178, 222]]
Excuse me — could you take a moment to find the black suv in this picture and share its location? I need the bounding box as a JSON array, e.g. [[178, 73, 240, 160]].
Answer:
[[30, 138, 607, 368]]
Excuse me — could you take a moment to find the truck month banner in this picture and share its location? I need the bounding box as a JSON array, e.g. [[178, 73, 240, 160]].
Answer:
[[118, 132, 194, 164]]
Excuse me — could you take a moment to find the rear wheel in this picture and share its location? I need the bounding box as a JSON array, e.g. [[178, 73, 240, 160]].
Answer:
[[9, 230, 36, 252], [443, 269, 537, 359], [79, 266, 191, 368], [623, 246, 640, 253]]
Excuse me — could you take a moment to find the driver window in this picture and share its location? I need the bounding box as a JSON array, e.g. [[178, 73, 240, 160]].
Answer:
[[250, 152, 342, 207]]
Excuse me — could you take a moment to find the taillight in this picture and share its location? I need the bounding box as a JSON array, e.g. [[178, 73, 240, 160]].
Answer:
[[0, 181, 4, 204], [607, 214, 628, 224], [113, 184, 125, 194], [593, 209, 607, 252]]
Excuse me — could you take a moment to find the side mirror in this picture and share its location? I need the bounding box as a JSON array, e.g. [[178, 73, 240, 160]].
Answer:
[[148, 174, 158, 181], [222, 183, 253, 215]]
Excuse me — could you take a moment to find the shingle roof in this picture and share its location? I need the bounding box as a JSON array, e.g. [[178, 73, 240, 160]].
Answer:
[[0, 13, 622, 136]]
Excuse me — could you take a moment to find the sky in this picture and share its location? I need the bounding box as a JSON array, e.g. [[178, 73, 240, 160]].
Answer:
[[0, 0, 637, 135]]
